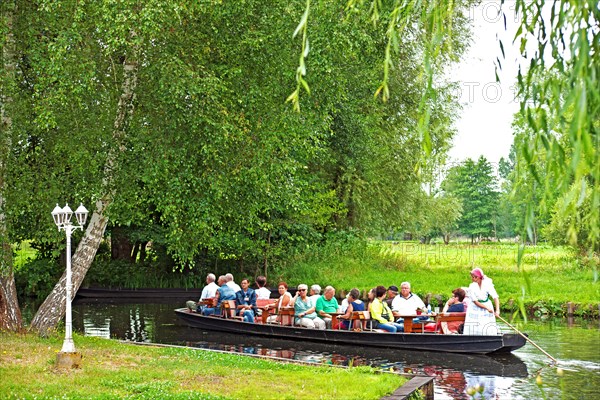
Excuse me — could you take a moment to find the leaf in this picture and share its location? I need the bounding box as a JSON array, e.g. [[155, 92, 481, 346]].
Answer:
[[293, 8, 309, 39]]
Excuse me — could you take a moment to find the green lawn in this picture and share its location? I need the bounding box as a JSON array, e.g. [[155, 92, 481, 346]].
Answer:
[[282, 241, 599, 317], [0, 332, 404, 400]]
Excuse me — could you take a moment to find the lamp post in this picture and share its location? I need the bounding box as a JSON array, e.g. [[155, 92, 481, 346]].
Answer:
[[51, 203, 88, 356]]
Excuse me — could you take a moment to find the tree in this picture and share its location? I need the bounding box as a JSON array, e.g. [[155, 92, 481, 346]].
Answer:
[[291, 0, 599, 251], [506, 0, 599, 250], [1, 1, 473, 333], [412, 192, 462, 244], [0, 0, 22, 332], [442, 157, 499, 243]]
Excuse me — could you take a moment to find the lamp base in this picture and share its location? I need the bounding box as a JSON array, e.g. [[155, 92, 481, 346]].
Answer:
[[56, 351, 82, 369]]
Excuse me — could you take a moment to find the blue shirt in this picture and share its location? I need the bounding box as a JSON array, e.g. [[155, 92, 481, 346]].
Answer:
[[294, 297, 317, 319], [447, 303, 465, 312], [235, 288, 257, 309], [216, 284, 236, 307]]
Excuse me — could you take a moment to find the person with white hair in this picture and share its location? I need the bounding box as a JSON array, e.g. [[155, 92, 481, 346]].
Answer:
[[186, 273, 219, 312], [309, 284, 321, 305], [315, 286, 340, 329], [292, 284, 325, 329], [225, 273, 241, 292], [202, 275, 236, 316]]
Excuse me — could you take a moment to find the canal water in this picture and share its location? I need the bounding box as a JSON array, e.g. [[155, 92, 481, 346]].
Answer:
[[72, 299, 600, 399]]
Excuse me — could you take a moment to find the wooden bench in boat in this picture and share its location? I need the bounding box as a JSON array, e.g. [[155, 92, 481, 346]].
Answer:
[[433, 312, 466, 334], [256, 299, 277, 324], [220, 300, 244, 320], [201, 297, 217, 308], [344, 311, 370, 331], [276, 306, 296, 326], [260, 303, 295, 326]]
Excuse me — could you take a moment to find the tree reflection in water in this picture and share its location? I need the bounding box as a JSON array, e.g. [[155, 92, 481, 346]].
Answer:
[[71, 300, 600, 400]]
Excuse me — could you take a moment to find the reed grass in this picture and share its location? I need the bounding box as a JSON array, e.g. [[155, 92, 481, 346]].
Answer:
[[0, 332, 404, 399]]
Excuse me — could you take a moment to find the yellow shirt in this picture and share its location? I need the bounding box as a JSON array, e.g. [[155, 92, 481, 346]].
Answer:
[[371, 298, 393, 323]]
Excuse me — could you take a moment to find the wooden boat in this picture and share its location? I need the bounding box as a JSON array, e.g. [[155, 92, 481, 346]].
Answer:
[[174, 308, 527, 354]]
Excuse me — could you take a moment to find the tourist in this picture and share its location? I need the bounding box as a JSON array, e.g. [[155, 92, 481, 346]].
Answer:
[[315, 286, 340, 329], [391, 282, 426, 316], [391, 282, 428, 332], [370, 286, 403, 333], [445, 288, 467, 313], [424, 287, 467, 334], [265, 282, 293, 324], [202, 275, 236, 316], [338, 288, 365, 330], [254, 275, 271, 300], [386, 285, 399, 307], [464, 268, 500, 335], [225, 273, 241, 292], [309, 284, 321, 305], [235, 278, 257, 323], [186, 273, 218, 312], [293, 283, 325, 329]]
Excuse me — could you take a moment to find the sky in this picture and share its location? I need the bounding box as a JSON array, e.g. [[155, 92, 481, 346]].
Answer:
[[448, 1, 523, 168]]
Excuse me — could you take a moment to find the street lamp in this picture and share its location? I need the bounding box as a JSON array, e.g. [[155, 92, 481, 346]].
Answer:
[[52, 203, 88, 354]]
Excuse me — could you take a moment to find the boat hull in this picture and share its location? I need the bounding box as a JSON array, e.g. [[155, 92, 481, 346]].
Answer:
[[174, 308, 526, 354]]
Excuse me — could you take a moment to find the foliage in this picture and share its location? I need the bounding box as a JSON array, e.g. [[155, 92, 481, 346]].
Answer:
[[442, 157, 500, 241], [411, 192, 462, 244], [542, 186, 598, 251], [1, 0, 471, 286], [13, 256, 62, 301], [0, 332, 404, 399], [504, 0, 600, 251]]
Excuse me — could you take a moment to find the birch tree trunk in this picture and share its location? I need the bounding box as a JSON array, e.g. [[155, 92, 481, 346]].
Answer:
[[30, 41, 139, 336], [0, 1, 23, 332]]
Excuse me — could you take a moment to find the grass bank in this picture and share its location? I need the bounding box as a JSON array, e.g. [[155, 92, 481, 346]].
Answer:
[[279, 241, 599, 318], [0, 332, 404, 399]]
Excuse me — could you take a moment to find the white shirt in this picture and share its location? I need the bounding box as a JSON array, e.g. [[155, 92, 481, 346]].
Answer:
[[468, 278, 498, 302], [200, 282, 219, 300], [309, 294, 321, 306], [340, 298, 349, 313], [226, 281, 241, 293], [391, 293, 426, 314], [255, 287, 271, 300]]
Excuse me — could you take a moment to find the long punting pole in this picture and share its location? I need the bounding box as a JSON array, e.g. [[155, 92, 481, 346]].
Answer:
[[497, 315, 558, 364]]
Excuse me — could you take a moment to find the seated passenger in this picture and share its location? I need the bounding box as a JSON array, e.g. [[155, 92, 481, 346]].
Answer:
[[440, 287, 467, 334], [370, 285, 403, 333], [391, 282, 430, 331], [340, 293, 350, 313], [315, 286, 340, 329], [445, 288, 466, 313], [292, 284, 325, 329], [225, 273, 241, 293], [265, 281, 293, 324], [235, 278, 257, 323], [366, 288, 376, 310], [308, 284, 321, 305], [386, 285, 399, 308], [202, 275, 236, 316], [186, 273, 218, 312], [338, 288, 365, 330], [254, 275, 271, 300]]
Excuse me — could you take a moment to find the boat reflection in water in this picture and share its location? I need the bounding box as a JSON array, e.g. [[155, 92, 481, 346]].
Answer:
[[177, 329, 527, 399]]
